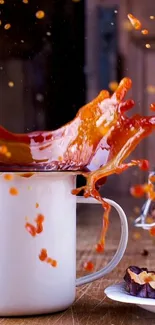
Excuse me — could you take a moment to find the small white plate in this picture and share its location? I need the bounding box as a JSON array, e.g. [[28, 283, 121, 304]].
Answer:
[[104, 282, 155, 313]]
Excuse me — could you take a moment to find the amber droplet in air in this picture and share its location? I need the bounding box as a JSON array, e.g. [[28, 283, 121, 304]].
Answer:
[[127, 13, 142, 30], [130, 185, 145, 198], [4, 174, 13, 181], [4, 24, 11, 30], [22, 0, 28, 3], [146, 44, 151, 49], [35, 10, 45, 19], [0, 0, 4, 4], [150, 103, 155, 111], [141, 29, 149, 35], [8, 81, 14, 88], [138, 159, 149, 171], [9, 187, 18, 196], [84, 261, 94, 272], [35, 202, 39, 208], [147, 85, 155, 94]]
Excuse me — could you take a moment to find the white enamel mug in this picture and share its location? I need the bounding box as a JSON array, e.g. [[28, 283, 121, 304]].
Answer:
[[0, 172, 128, 316]]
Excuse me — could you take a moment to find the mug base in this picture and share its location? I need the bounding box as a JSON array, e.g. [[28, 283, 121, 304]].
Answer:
[[0, 300, 75, 317]]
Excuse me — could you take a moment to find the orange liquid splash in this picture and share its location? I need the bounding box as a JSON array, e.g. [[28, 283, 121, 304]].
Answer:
[[127, 13, 149, 37], [127, 14, 142, 30], [1, 78, 155, 253]]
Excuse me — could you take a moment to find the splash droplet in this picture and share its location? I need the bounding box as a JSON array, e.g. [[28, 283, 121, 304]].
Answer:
[[4, 24, 11, 30], [35, 10, 45, 19], [127, 13, 142, 30], [145, 43, 151, 49], [8, 81, 14, 88], [141, 29, 149, 35]]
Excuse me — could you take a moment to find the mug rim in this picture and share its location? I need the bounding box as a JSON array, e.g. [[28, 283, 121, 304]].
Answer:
[[0, 171, 79, 178]]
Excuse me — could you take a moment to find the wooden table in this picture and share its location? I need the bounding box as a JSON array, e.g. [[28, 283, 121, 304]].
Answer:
[[1, 196, 155, 325]]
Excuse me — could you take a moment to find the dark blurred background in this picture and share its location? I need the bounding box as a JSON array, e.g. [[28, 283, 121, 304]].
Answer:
[[0, 0, 155, 194]]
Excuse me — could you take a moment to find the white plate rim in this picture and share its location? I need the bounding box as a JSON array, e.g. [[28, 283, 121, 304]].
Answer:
[[104, 282, 155, 306]]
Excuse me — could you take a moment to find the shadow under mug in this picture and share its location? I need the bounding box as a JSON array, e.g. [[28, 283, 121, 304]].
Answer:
[[0, 172, 128, 316]]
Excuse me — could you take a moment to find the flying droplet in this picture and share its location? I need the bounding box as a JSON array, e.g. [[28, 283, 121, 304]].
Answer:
[[46, 31, 51, 36], [141, 29, 149, 35], [36, 93, 44, 102], [145, 43, 151, 48], [35, 10, 45, 19], [127, 13, 142, 30], [4, 24, 11, 30], [8, 81, 14, 88], [146, 85, 155, 94]]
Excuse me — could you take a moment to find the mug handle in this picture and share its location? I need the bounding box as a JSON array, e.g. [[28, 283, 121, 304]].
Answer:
[[76, 196, 128, 286]]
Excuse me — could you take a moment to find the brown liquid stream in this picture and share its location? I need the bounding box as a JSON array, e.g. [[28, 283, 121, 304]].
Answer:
[[1, 77, 155, 261]]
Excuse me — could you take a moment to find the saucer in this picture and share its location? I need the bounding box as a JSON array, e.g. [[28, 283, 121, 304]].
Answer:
[[104, 282, 155, 313]]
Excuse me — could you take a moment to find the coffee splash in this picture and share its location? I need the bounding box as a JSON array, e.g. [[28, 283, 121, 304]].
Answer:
[[1, 77, 155, 255]]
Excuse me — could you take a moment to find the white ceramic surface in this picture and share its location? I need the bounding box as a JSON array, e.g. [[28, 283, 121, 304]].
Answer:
[[0, 172, 128, 316], [105, 282, 155, 313]]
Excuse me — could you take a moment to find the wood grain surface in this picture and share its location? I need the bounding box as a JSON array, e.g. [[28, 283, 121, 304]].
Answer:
[[1, 196, 155, 325]]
